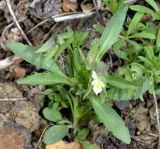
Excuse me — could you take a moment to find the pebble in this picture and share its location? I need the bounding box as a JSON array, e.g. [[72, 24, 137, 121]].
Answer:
[[0, 83, 23, 99], [0, 122, 31, 149], [13, 101, 41, 131]]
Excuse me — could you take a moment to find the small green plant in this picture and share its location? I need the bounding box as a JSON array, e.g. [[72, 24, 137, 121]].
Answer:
[[130, 0, 160, 20], [8, 3, 158, 148], [102, 0, 125, 14]]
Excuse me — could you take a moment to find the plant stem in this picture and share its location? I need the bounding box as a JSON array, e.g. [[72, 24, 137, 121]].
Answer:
[[73, 116, 79, 133], [153, 92, 160, 149], [73, 117, 79, 129]]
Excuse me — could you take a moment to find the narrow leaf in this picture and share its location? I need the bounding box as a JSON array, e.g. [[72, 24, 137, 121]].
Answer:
[[93, 24, 104, 33], [128, 32, 155, 39], [145, 0, 159, 12], [36, 35, 55, 53], [80, 142, 99, 149], [106, 76, 138, 89], [127, 40, 142, 50], [130, 5, 154, 14], [17, 72, 72, 85], [128, 12, 144, 35], [97, 5, 128, 60], [7, 42, 65, 76], [91, 98, 131, 144], [138, 56, 153, 66], [156, 27, 160, 48], [144, 46, 154, 60], [75, 128, 89, 141]]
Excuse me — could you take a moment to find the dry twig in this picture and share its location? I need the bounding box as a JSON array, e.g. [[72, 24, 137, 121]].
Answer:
[[27, 19, 49, 34], [1, 17, 25, 51], [153, 92, 160, 149], [0, 23, 13, 50], [34, 124, 53, 149], [5, 0, 32, 45], [52, 12, 95, 22], [0, 97, 27, 101]]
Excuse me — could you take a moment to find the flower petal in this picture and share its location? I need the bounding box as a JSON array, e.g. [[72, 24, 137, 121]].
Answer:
[[93, 86, 102, 95], [92, 71, 98, 80], [91, 79, 99, 86]]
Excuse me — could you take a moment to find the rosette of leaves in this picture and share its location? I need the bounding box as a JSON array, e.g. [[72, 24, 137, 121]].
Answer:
[[7, 5, 147, 148]]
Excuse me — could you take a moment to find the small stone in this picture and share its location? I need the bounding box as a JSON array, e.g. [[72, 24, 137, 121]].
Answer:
[[0, 128, 23, 149], [46, 140, 81, 149], [13, 101, 40, 131], [115, 101, 130, 111], [0, 83, 23, 99], [3, 122, 31, 149], [63, 0, 77, 12], [14, 67, 27, 79], [0, 122, 31, 149]]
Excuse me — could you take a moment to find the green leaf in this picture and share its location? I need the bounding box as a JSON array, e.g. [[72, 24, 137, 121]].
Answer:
[[57, 26, 74, 44], [127, 40, 142, 50], [87, 39, 100, 67], [91, 98, 131, 144], [156, 27, 160, 48], [138, 56, 153, 66], [107, 88, 134, 100], [97, 5, 128, 61], [107, 77, 152, 100], [72, 32, 89, 48], [93, 24, 104, 33], [114, 39, 129, 60], [36, 35, 55, 53], [73, 49, 81, 73], [128, 12, 144, 35], [17, 72, 72, 85], [54, 37, 74, 60], [43, 107, 62, 122], [7, 42, 65, 76], [105, 0, 118, 13], [43, 125, 68, 144], [128, 32, 156, 39], [106, 76, 138, 89], [130, 5, 160, 20], [44, 45, 59, 61], [131, 63, 144, 77], [144, 46, 154, 60], [80, 142, 100, 149], [145, 0, 159, 12], [75, 128, 89, 141], [130, 5, 154, 14]]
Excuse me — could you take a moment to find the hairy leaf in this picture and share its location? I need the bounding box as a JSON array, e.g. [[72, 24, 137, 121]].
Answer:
[[128, 32, 155, 39], [7, 42, 65, 76], [128, 12, 144, 35], [17, 72, 72, 85], [106, 76, 138, 89], [97, 5, 128, 61], [145, 0, 159, 12], [91, 98, 131, 144]]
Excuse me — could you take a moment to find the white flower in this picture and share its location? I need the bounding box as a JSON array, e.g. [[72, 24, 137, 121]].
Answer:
[[91, 71, 105, 95]]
